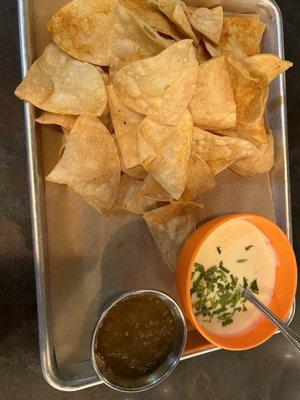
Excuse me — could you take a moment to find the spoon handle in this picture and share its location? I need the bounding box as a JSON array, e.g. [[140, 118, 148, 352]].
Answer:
[[243, 288, 300, 352]]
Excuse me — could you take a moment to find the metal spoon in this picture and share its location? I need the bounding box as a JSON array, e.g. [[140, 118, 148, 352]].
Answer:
[[243, 288, 300, 352]]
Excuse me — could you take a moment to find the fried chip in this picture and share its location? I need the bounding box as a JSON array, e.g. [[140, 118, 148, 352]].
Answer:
[[140, 175, 173, 201], [47, 116, 121, 211], [215, 117, 268, 146], [230, 131, 274, 176], [113, 40, 198, 125], [36, 112, 77, 130], [204, 16, 265, 59], [244, 54, 293, 84], [143, 202, 196, 271], [148, 0, 198, 43], [107, 85, 144, 169], [189, 56, 236, 130], [124, 165, 148, 180], [192, 127, 256, 175], [15, 44, 107, 116], [194, 41, 211, 63], [181, 153, 216, 203], [100, 105, 114, 133], [189, 6, 223, 44], [227, 57, 269, 125], [110, 4, 172, 71], [112, 133, 147, 180], [47, 0, 114, 66], [119, 0, 181, 40], [138, 110, 193, 199], [114, 174, 158, 214]]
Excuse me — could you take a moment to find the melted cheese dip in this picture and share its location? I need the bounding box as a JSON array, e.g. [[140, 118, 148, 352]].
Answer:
[[191, 218, 277, 336]]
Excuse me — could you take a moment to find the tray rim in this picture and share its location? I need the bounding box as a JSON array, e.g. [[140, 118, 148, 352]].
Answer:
[[17, 0, 295, 391]]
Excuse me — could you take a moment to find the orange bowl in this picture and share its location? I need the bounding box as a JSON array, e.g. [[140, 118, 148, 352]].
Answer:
[[176, 213, 297, 351]]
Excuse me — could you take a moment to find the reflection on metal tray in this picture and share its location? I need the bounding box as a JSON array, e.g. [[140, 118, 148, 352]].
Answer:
[[17, 0, 295, 391]]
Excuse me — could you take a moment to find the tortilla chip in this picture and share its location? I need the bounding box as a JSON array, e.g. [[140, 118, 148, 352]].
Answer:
[[36, 112, 77, 130], [107, 85, 144, 169], [148, 0, 198, 43], [204, 16, 265, 59], [140, 175, 173, 201], [143, 202, 196, 271], [113, 40, 198, 126], [227, 57, 269, 125], [119, 0, 182, 40], [244, 54, 293, 84], [112, 132, 147, 180], [138, 110, 193, 199], [189, 56, 236, 130], [215, 117, 268, 146], [100, 106, 114, 133], [47, 116, 121, 211], [47, 0, 114, 66], [110, 4, 172, 71], [15, 44, 107, 116], [124, 165, 148, 180], [230, 131, 274, 176], [181, 153, 216, 203], [114, 174, 158, 214], [194, 41, 211, 63], [192, 127, 256, 175], [189, 6, 223, 44]]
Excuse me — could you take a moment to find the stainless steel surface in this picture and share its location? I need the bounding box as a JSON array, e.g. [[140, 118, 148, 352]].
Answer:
[[244, 289, 300, 352], [17, 0, 295, 392], [91, 290, 187, 393]]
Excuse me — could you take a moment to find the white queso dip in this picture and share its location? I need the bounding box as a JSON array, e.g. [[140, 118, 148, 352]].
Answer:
[[190, 218, 277, 335]]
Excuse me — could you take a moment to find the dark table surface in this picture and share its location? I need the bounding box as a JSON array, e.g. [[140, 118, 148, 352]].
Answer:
[[1, 1, 300, 399]]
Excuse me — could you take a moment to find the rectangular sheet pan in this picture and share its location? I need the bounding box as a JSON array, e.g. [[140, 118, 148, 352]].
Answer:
[[17, 0, 294, 391]]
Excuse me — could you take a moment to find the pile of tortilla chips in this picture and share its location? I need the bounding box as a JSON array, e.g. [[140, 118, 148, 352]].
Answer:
[[15, 0, 292, 271]]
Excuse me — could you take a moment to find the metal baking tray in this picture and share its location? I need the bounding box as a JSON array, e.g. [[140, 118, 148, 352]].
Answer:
[[17, 0, 295, 391]]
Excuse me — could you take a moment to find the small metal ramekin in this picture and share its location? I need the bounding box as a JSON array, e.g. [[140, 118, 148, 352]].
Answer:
[[91, 289, 187, 393]]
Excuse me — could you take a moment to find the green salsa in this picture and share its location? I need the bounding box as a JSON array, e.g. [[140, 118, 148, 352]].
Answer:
[[95, 294, 176, 382]]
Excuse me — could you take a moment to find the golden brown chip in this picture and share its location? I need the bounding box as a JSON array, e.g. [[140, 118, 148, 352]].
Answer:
[[124, 165, 148, 180], [15, 44, 107, 116], [230, 131, 274, 176], [148, 0, 198, 43], [192, 127, 256, 175], [114, 174, 158, 214], [215, 117, 268, 146], [100, 105, 114, 133], [204, 16, 265, 59], [48, 0, 175, 67], [113, 40, 198, 126], [118, 0, 181, 39], [194, 41, 211, 63], [111, 4, 172, 71], [107, 85, 144, 169], [143, 202, 196, 271], [188, 56, 236, 130], [189, 6, 223, 44], [112, 133, 147, 180], [36, 112, 77, 130], [138, 110, 193, 199], [47, 0, 113, 66], [140, 175, 173, 201], [47, 116, 121, 211], [227, 57, 269, 125], [181, 153, 216, 203], [244, 54, 293, 84]]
